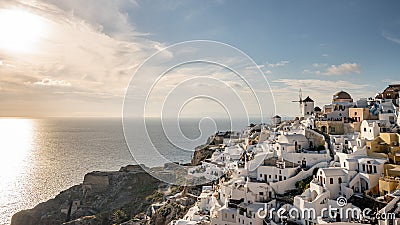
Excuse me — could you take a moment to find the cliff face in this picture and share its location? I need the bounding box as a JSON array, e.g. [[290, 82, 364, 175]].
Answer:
[[11, 165, 161, 225], [191, 145, 214, 166]]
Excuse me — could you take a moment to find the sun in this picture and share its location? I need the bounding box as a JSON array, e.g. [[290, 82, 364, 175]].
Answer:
[[0, 9, 46, 53]]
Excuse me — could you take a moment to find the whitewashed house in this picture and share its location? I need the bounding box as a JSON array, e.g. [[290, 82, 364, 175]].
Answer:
[[360, 120, 381, 141]]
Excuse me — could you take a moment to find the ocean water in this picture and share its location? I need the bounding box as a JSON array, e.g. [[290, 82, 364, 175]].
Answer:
[[0, 117, 251, 225]]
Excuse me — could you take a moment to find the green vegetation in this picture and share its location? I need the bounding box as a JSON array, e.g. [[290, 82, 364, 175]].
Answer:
[[146, 190, 163, 202], [112, 209, 128, 224], [295, 175, 314, 192]]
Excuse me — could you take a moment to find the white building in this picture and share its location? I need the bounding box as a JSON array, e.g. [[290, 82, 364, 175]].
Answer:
[[294, 151, 387, 225], [330, 133, 359, 153], [255, 157, 300, 183], [211, 202, 269, 225], [323, 91, 356, 120], [301, 96, 315, 118], [360, 120, 380, 141], [275, 133, 310, 154]]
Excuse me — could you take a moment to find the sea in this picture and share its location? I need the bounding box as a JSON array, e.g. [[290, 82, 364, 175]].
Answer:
[[0, 117, 253, 225]]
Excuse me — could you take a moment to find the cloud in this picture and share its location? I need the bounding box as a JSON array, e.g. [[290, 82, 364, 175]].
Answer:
[[264, 70, 272, 75], [382, 30, 400, 44], [273, 79, 368, 92], [245, 64, 265, 70], [43, 0, 140, 40], [33, 78, 71, 87], [304, 62, 361, 75], [312, 63, 327, 68], [381, 79, 400, 84], [267, 60, 289, 68], [324, 62, 361, 75], [0, 0, 164, 116]]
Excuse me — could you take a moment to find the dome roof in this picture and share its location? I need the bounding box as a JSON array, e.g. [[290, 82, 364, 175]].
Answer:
[[314, 106, 322, 112], [333, 91, 352, 100]]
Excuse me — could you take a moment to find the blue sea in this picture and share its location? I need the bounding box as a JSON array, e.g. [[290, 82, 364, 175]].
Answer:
[[0, 117, 252, 225]]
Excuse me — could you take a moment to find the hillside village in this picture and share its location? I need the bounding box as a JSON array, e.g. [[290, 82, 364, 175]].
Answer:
[[168, 84, 400, 225]]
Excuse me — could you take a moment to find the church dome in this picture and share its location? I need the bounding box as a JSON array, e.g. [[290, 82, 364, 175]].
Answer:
[[333, 91, 353, 102]]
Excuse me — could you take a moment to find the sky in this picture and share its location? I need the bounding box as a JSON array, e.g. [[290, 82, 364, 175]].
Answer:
[[0, 0, 400, 118]]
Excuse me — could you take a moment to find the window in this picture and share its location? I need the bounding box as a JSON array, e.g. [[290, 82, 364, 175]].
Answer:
[[344, 162, 346, 167], [259, 192, 263, 195], [374, 166, 377, 173], [260, 174, 262, 177], [355, 112, 358, 116], [362, 164, 366, 171], [269, 175, 272, 179], [330, 178, 333, 184], [232, 214, 235, 219], [324, 178, 326, 184], [338, 177, 342, 184], [364, 128, 367, 132]]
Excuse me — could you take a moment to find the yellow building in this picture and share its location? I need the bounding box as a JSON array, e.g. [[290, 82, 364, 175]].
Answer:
[[366, 133, 400, 163], [379, 164, 400, 195], [315, 120, 344, 135]]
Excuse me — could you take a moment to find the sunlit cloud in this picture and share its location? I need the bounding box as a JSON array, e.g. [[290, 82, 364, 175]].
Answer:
[[32, 78, 71, 87], [324, 62, 361, 75], [303, 62, 361, 76], [0, 0, 163, 117]]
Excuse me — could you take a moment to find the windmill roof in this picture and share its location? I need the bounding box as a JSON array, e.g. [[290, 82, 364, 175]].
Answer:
[[303, 96, 314, 102]]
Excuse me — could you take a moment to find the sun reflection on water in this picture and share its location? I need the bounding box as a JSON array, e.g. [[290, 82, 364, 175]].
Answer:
[[0, 119, 33, 175], [0, 118, 34, 224]]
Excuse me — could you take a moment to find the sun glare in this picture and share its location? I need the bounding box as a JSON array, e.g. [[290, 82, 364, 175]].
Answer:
[[0, 9, 47, 53], [0, 119, 33, 173]]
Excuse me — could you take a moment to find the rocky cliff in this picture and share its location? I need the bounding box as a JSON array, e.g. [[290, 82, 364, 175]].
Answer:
[[11, 165, 162, 225], [191, 145, 214, 166]]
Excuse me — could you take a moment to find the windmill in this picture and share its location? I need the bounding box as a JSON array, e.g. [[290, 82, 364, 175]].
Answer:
[[292, 89, 303, 114]]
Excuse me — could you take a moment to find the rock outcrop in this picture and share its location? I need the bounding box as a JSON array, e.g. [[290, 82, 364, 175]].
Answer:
[[11, 165, 161, 225], [191, 145, 214, 166]]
